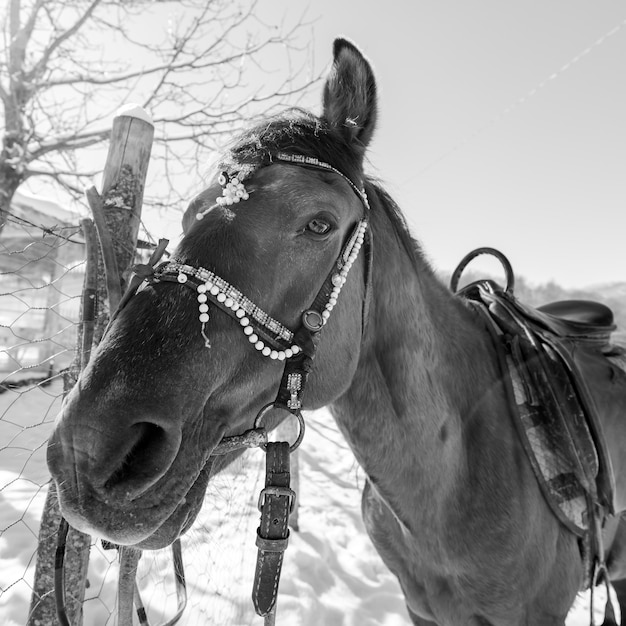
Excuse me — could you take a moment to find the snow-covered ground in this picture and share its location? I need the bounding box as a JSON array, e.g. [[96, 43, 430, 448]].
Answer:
[[0, 380, 609, 625]]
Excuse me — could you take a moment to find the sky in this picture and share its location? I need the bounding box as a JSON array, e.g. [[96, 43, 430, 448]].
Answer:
[[21, 1, 625, 290], [258, 0, 626, 289]]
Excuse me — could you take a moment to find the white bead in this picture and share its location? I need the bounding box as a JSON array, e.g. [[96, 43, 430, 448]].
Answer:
[[196, 213, 204, 220], [236, 308, 245, 318], [244, 326, 253, 335], [285, 349, 293, 359], [177, 273, 187, 283], [249, 333, 258, 343], [225, 298, 234, 308], [262, 347, 271, 357], [322, 311, 331, 320], [270, 351, 278, 360], [210, 286, 219, 296], [233, 196, 240, 203], [199, 304, 209, 313], [197, 284, 207, 293], [277, 352, 286, 361], [232, 177, 239, 186], [325, 304, 334, 312], [242, 192, 249, 200], [231, 302, 240, 310], [198, 294, 207, 303], [240, 317, 249, 326], [199, 313, 209, 323], [291, 345, 300, 355], [217, 293, 226, 303], [255, 341, 264, 351]]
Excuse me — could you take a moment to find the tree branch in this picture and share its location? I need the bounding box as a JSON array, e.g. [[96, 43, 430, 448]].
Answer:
[[25, 0, 102, 84]]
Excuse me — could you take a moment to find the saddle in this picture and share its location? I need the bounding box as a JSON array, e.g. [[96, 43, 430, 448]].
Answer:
[[452, 248, 624, 588]]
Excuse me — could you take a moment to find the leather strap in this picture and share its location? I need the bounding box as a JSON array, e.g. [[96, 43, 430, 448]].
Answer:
[[253, 442, 294, 617]]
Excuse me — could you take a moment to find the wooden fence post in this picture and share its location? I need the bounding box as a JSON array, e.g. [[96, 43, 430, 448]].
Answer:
[[29, 105, 154, 626]]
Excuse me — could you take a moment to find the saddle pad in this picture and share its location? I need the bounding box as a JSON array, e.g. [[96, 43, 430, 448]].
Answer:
[[463, 284, 604, 537], [504, 336, 593, 536]]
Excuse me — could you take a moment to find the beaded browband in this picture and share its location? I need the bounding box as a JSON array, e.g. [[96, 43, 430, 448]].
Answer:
[[152, 153, 369, 361]]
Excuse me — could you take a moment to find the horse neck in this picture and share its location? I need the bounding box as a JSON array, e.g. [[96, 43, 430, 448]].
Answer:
[[333, 196, 500, 516]]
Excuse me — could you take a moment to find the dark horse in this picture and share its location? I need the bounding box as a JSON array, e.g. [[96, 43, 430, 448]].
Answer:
[[48, 39, 626, 624]]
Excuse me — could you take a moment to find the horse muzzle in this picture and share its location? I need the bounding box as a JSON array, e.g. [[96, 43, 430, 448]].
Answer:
[[46, 398, 215, 548]]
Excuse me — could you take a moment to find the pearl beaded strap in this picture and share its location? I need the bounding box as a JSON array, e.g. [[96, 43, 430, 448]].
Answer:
[[320, 219, 367, 324], [156, 260, 300, 360], [154, 218, 367, 361]]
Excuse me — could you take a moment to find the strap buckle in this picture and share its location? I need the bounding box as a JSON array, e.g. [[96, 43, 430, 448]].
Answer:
[[257, 486, 296, 514]]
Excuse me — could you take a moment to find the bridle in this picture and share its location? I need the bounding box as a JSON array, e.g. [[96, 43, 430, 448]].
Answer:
[[54, 152, 373, 625], [131, 153, 372, 454], [151, 152, 372, 623]]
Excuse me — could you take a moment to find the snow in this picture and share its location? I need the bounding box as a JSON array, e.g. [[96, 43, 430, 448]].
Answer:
[[115, 104, 154, 126], [0, 382, 610, 624]]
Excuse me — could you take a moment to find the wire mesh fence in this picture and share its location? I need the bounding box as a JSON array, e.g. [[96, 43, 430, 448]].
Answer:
[[0, 193, 269, 626], [0, 195, 84, 623]]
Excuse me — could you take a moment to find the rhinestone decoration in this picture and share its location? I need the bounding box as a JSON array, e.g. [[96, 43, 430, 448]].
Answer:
[[197, 279, 300, 360], [275, 152, 370, 210], [287, 373, 303, 410], [157, 261, 300, 360]]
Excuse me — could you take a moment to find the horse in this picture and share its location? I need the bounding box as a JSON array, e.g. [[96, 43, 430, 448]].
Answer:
[[47, 38, 626, 625]]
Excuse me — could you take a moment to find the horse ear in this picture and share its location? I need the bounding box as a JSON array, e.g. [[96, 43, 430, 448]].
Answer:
[[181, 205, 196, 234], [322, 38, 377, 152]]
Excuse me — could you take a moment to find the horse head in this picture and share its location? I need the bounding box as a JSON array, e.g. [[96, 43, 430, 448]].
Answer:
[[47, 39, 377, 549]]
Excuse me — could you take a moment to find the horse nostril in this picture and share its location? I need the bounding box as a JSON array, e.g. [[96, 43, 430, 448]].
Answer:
[[103, 421, 176, 499]]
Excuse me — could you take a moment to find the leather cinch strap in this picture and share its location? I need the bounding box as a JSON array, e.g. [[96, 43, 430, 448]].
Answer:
[[253, 442, 295, 620]]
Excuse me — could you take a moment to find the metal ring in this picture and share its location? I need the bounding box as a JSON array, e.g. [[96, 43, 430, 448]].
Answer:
[[254, 403, 306, 453], [449, 247, 515, 294], [302, 309, 324, 332]]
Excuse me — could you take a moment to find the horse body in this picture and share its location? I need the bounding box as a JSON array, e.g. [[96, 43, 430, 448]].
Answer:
[[330, 184, 584, 624], [47, 38, 626, 624]]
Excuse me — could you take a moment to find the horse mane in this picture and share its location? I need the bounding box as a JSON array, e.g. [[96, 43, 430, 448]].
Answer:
[[364, 179, 436, 280]]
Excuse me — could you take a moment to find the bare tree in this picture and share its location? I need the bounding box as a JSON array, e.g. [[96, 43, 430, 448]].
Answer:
[[0, 0, 317, 229], [2, 3, 316, 624]]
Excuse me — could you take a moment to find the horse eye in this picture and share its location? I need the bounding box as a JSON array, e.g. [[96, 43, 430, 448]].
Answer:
[[306, 218, 333, 236]]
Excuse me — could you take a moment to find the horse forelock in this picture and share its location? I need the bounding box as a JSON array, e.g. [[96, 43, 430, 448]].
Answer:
[[218, 109, 365, 187]]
